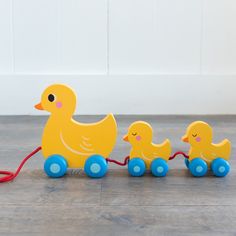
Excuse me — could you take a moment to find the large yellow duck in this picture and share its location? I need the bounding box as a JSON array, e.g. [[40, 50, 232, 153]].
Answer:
[[35, 84, 117, 168], [123, 121, 171, 168], [182, 121, 231, 164]]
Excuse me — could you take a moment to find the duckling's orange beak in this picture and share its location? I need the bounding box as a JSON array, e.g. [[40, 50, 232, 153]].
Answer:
[[123, 134, 129, 142], [182, 135, 189, 143], [34, 102, 44, 110]]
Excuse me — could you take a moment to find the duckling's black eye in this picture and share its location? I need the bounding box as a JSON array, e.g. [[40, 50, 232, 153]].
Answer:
[[132, 132, 137, 136], [48, 94, 55, 102], [192, 134, 197, 137]]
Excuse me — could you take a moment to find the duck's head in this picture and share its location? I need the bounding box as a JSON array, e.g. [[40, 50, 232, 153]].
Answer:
[[182, 121, 212, 147], [123, 121, 153, 147], [35, 84, 77, 117]]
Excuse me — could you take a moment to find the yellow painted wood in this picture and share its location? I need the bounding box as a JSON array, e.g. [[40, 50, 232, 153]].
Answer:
[[123, 121, 171, 169], [182, 121, 231, 163], [35, 84, 117, 168]]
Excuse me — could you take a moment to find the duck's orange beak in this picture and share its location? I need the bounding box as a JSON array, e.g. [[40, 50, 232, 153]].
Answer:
[[123, 134, 129, 142], [182, 135, 189, 143], [34, 102, 44, 110]]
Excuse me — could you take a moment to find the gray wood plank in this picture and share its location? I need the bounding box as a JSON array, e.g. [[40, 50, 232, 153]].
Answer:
[[0, 205, 235, 235]]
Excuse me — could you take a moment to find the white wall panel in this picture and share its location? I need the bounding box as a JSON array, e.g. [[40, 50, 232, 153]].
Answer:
[[157, 0, 202, 74], [59, 0, 107, 73], [0, 0, 13, 73], [0, 0, 235, 114], [109, 0, 159, 74], [109, 0, 201, 74], [202, 0, 236, 74], [13, 0, 58, 72]]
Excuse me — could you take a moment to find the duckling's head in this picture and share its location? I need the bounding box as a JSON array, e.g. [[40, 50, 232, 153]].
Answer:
[[35, 84, 77, 117], [123, 121, 153, 147], [182, 121, 213, 147]]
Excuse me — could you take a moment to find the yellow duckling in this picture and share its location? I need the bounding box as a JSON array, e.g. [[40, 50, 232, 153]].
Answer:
[[35, 84, 117, 168], [182, 121, 231, 163], [123, 121, 171, 168]]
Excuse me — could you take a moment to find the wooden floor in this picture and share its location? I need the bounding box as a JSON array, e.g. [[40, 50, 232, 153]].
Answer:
[[0, 115, 235, 236]]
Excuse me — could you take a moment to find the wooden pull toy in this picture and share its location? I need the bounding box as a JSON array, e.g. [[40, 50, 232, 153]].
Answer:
[[182, 121, 231, 177], [0, 84, 231, 182], [123, 121, 172, 177], [35, 84, 118, 178]]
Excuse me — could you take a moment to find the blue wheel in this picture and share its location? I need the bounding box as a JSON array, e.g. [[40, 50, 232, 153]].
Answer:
[[44, 154, 68, 178], [128, 158, 146, 177], [84, 155, 108, 178], [189, 158, 208, 177], [185, 158, 190, 169], [151, 158, 168, 177], [211, 158, 230, 177]]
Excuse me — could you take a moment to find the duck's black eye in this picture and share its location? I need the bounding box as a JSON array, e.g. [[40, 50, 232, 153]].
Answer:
[[48, 94, 55, 102], [132, 132, 137, 136], [192, 134, 197, 137]]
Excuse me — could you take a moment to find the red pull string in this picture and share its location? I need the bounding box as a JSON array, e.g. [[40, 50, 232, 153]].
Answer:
[[169, 151, 189, 160], [106, 151, 189, 166], [106, 156, 130, 166], [0, 146, 42, 183]]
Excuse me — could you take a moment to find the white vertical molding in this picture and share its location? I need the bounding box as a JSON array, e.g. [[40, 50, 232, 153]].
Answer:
[[56, 0, 61, 72], [109, 0, 159, 74], [0, 0, 13, 73], [202, 0, 236, 74], [10, 0, 15, 73], [13, 0, 58, 73], [59, 0, 107, 74], [156, 0, 202, 74], [107, 0, 110, 75], [199, 0, 204, 75], [109, 0, 201, 74]]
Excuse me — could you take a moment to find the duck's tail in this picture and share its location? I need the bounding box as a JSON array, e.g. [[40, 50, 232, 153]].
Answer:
[[214, 139, 231, 160], [160, 139, 172, 159]]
